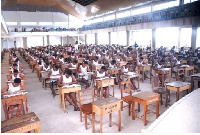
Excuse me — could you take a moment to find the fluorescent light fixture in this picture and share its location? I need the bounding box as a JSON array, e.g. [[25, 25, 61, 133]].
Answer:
[[6, 22, 17, 25], [119, 6, 132, 11], [91, 6, 99, 13], [39, 22, 53, 26], [20, 22, 37, 26]]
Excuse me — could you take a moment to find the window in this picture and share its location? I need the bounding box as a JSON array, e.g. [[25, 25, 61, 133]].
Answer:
[[118, 31, 127, 45], [104, 14, 115, 21], [98, 32, 109, 45], [156, 27, 179, 49], [116, 10, 130, 18], [87, 34, 95, 44], [6, 22, 17, 26], [153, 0, 179, 11], [131, 6, 151, 16], [39, 22, 53, 26], [132, 29, 152, 48], [180, 28, 192, 48], [20, 22, 37, 26]]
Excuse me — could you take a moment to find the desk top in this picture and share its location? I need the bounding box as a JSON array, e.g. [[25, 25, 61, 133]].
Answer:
[[133, 91, 159, 100], [191, 73, 200, 77], [1, 112, 40, 133], [93, 97, 121, 107], [145, 88, 200, 133], [166, 81, 190, 87]]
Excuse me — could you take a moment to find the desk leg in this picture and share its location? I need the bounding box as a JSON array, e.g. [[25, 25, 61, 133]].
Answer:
[[113, 85, 115, 97], [165, 88, 168, 107], [156, 98, 159, 118], [92, 112, 95, 133], [162, 73, 164, 88], [118, 110, 121, 131], [34, 122, 40, 133], [142, 70, 144, 82], [143, 104, 147, 126], [101, 87, 103, 99], [109, 113, 112, 127], [132, 101, 135, 120], [191, 77, 194, 91], [62, 92, 66, 113], [59, 91, 62, 108], [138, 76, 140, 89], [176, 89, 179, 101], [100, 115, 103, 133]]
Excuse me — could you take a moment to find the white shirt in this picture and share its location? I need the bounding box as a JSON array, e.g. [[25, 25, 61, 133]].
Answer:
[[8, 83, 21, 94], [62, 75, 72, 84], [97, 71, 105, 78]]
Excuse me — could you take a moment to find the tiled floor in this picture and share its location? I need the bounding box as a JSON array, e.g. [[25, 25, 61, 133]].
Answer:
[[1, 52, 198, 133]]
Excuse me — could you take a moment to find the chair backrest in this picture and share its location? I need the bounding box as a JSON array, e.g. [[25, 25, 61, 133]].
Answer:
[[78, 88, 94, 106], [5, 98, 25, 119], [151, 75, 160, 91], [120, 80, 132, 98]]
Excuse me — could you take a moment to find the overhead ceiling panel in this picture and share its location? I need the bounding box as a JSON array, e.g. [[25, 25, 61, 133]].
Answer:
[[72, 0, 98, 6]]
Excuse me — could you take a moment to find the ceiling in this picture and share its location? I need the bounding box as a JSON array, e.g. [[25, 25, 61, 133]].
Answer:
[[1, 0, 173, 20]]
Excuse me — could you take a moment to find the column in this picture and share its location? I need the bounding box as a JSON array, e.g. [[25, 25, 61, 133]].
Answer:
[[152, 28, 156, 51], [177, 28, 181, 49], [108, 32, 111, 46], [95, 33, 98, 45], [47, 35, 50, 45], [22, 37, 27, 49], [126, 30, 130, 46], [60, 36, 63, 46], [67, 35, 69, 45], [179, 0, 184, 6], [191, 26, 197, 50], [43, 36, 45, 46], [85, 34, 87, 45]]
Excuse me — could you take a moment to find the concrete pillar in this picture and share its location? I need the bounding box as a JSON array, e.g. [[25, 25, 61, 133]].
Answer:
[[179, 0, 184, 6], [60, 36, 63, 46], [85, 34, 87, 45], [178, 28, 181, 49], [152, 28, 156, 51], [95, 33, 98, 45], [67, 35, 69, 45], [126, 30, 130, 46], [47, 35, 50, 45], [108, 32, 111, 46], [43, 36, 45, 46], [191, 26, 197, 50], [22, 37, 27, 49], [1, 39, 3, 51]]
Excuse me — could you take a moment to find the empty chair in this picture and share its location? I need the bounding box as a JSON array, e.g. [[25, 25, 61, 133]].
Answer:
[[78, 88, 94, 130], [176, 68, 185, 81], [120, 80, 132, 116]]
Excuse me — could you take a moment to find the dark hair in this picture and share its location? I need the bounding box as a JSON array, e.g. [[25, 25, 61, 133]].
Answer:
[[111, 60, 116, 64], [13, 64, 18, 67], [14, 58, 19, 62], [65, 69, 73, 76], [73, 60, 78, 63], [54, 65, 59, 69], [101, 66, 107, 71], [13, 69, 19, 73], [14, 78, 21, 83], [83, 61, 88, 64]]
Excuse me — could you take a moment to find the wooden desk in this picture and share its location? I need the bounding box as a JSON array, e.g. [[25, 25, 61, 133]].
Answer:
[[58, 85, 81, 113], [165, 81, 191, 107], [122, 72, 140, 89], [1, 112, 40, 133], [154, 68, 171, 87], [92, 64, 103, 72], [108, 68, 120, 84], [78, 58, 84, 64], [180, 65, 194, 78], [191, 73, 200, 91], [96, 78, 115, 98], [117, 61, 127, 67], [92, 97, 122, 133], [2, 94, 28, 120], [139, 64, 152, 82], [125, 57, 133, 62], [132, 91, 160, 126]]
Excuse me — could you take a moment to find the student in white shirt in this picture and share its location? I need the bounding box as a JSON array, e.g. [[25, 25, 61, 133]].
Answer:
[[57, 69, 79, 111], [78, 61, 90, 88]]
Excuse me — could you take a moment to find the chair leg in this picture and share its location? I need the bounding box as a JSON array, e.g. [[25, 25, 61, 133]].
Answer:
[[85, 114, 88, 130], [80, 111, 82, 122], [160, 93, 163, 105], [121, 102, 123, 111], [129, 103, 131, 116]]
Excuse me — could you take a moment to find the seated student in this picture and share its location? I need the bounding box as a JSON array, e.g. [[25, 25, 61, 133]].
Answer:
[[92, 56, 99, 66], [78, 61, 90, 88], [10, 63, 23, 74], [120, 63, 139, 91], [69, 60, 78, 77], [42, 62, 50, 72], [115, 55, 123, 62], [8, 69, 26, 81], [137, 57, 149, 79], [93, 66, 109, 98], [57, 69, 79, 111], [109, 59, 117, 68], [1, 78, 25, 119], [48, 65, 62, 97], [58, 55, 64, 63], [1, 78, 25, 95]]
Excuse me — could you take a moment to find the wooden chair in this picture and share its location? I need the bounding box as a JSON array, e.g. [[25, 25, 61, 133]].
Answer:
[[5, 99, 25, 119], [176, 68, 185, 81], [120, 80, 132, 116], [151, 75, 166, 105], [78, 88, 94, 130]]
